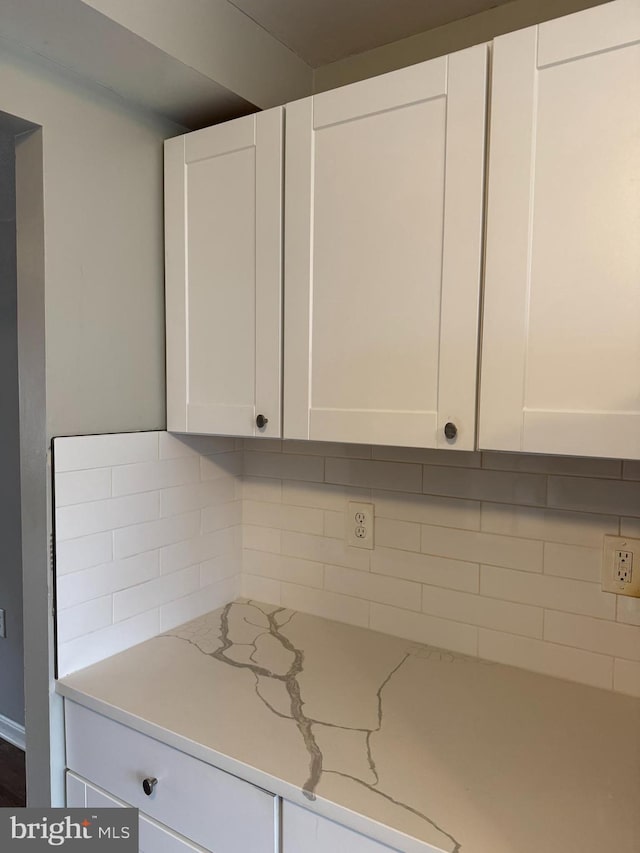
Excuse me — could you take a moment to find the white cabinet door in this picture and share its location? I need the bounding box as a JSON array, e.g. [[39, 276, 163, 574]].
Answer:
[[282, 802, 398, 853], [284, 46, 487, 450], [479, 0, 640, 458], [165, 107, 283, 438]]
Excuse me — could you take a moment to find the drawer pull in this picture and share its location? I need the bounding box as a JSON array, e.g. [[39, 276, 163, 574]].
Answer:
[[142, 777, 158, 796]]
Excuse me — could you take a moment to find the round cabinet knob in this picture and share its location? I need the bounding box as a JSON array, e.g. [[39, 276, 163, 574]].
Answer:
[[256, 414, 269, 429], [444, 422, 458, 441], [142, 777, 158, 796]]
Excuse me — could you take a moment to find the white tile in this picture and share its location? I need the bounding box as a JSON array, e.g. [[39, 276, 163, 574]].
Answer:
[[280, 583, 370, 628], [421, 525, 543, 573], [370, 604, 478, 656], [543, 543, 602, 583], [242, 574, 281, 605], [482, 452, 621, 478], [112, 456, 200, 496], [56, 532, 113, 576], [160, 526, 239, 574], [56, 492, 159, 540], [58, 610, 160, 677], [281, 480, 370, 511], [114, 511, 200, 559], [55, 432, 158, 472], [423, 466, 547, 506], [57, 551, 159, 608], [244, 451, 324, 482], [372, 547, 479, 593], [373, 447, 481, 467], [620, 517, 640, 537], [160, 575, 240, 631], [325, 458, 422, 493], [282, 530, 370, 571], [55, 468, 111, 507], [622, 460, 640, 481], [57, 595, 112, 643], [160, 478, 236, 518], [243, 501, 324, 535], [478, 629, 613, 690], [422, 586, 543, 638], [113, 565, 200, 622], [375, 517, 421, 552], [613, 658, 640, 697], [243, 549, 324, 588], [374, 490, 480, 531], [200, 451, 243, 481], [480, 503, 616, 548], [200, 553, 241, 587], [324, 510, 345, 540], [242, 477, 282, 503], [325, 565, 421, 611], [548, 476, 640, 517], [282, 440, 372, 459], [617, 596, 640, 627], [201, 501, 242, 533], [159, 432, 236, 458], [544, 610, 640, 662], [243, 524, 282, 554], [243, 438, 283, 453], [480, 565, 616, 619]]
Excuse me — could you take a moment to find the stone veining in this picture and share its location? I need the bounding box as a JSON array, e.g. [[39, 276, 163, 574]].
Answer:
[[167, 600, 462, 853]]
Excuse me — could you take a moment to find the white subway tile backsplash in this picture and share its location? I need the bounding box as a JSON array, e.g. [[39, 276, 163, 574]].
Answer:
[[55, 432, 158, 472], [370, 604, 478, 656], [544, 610, 640, 662], [56, 532, 113, 576], [423, 466, 547, 506], [543, 542, 602, 583], [481, 565, 615, 620], [54, 432, 637, 696], [372, 547, 479, 593], [326, 458, 422, 492], [422, 586, 543, 638], [114, 511, 200, 559], [55, 468, 111, 507], [421, 525, 543, 573], [112, 456, 200, 496], [478, 629, 613, 690], [56, 492, 159, 540]]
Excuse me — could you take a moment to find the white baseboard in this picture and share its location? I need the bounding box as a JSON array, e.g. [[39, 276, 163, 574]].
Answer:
[[0, 713, 25, 751]]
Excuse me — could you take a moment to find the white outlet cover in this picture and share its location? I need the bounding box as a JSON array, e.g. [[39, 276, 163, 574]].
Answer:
[[346, 501, 374, 550], [602, 535, 640, 597]]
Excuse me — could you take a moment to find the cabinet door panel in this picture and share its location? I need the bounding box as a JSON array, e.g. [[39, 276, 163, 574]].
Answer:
[[285, 46, 487, 449], [165, 108, 282, 437], [282, 802, 398, 853], [480, 1, 640, 457]]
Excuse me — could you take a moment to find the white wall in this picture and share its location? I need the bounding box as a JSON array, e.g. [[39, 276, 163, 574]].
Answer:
[[0, 42, 183, 440]]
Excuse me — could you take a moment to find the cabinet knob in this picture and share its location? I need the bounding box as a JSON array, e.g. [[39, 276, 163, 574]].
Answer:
[[256, 414, 269, 429], [444, 422, 458, 440], [142, 777, 158, 796]]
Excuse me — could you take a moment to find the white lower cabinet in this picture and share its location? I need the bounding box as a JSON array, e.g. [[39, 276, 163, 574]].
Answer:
[[64, 702, 277, 853], [282, 802, 397, 853]]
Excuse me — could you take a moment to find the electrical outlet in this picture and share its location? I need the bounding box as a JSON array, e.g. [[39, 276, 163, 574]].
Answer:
[[0, 609, 5, 639], [346, 502, 374, 549], [602, 536, 640, 597]]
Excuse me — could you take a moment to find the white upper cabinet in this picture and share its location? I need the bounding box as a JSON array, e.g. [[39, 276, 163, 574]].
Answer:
[[284, 46, 488, 450], [479, 0, 640, 458], [165, 108, 283, 437]]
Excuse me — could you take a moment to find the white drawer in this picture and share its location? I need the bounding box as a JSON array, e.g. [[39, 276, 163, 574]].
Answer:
[[283, 802, 397, 853], [65, 702, 277, 853]]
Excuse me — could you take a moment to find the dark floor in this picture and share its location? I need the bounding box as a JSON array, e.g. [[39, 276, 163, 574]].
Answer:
[[0, 738, 26, 806]]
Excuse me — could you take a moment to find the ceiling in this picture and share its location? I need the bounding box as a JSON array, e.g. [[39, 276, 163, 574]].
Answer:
[[227, 0, 515, 67]]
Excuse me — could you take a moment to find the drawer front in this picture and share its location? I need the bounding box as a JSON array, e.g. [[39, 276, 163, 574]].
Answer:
[[283, 802, 397, 853], [65, 702, 276, 853]]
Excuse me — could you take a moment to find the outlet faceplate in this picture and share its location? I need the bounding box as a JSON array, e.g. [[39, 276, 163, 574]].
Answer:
[[346, 502, 374, 549], [602, 535, 640, 597]]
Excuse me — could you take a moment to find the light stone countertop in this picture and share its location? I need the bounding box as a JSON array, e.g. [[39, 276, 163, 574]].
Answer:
[[57, 599, 640, 853]]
